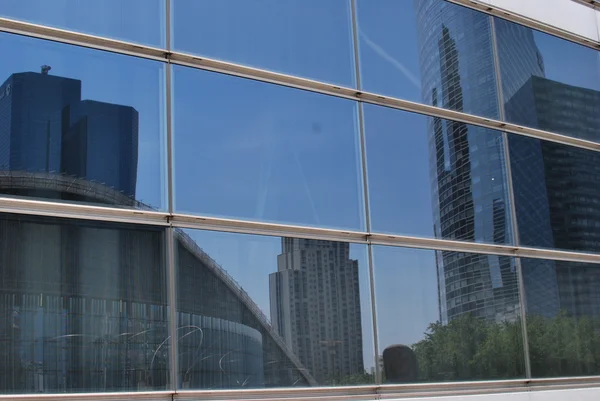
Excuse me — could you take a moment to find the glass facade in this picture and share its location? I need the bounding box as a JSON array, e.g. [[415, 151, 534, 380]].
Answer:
[[0, 0, 599, 398]]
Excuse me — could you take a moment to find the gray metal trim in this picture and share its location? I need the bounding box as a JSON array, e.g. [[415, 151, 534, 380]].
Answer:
[[448, 0, 600, 48], [0, 197, 600, 264], [2, 377, 600, 401], [166, 226, 179, 390]]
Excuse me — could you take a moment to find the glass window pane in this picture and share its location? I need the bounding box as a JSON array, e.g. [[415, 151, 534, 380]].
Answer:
[[374, 245, 524, 383], [357, 0, 500, 119], [509, 135, 600, 253], [0, 0, 164, 48], [0, 213, 168, 393], [0, 32, 166, 211], [173, 66, 364, 231], [521, 258, 600, 377], [496, 18, 600, 142], [365, 104, 513, 244], [172, 0, 355, 87], [176, 229, 374, 388]]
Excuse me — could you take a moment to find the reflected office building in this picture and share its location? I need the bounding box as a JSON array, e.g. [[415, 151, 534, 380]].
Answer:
[[269, 239, 363, 384], [506, 76, 600, 320], [0, 69, 314, 392], [415, 1, 600, 324]]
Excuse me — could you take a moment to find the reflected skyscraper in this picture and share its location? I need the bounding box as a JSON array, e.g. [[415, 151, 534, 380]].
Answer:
[[269, 239, 363, 384], [415, 1, 600, 324], [0, 68, 139, 198], [414, 1, 544, 323], [506, 76, 600, 319]]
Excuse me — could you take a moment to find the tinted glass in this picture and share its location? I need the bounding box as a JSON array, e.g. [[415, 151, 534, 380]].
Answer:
[[496, 18, 600, 142], [521, 258, 600, 377], [364, 104, 513, 244], [509, 135, 600, 253], [357, 0, 500, 119], [0, 33, 166, 211], [172, 0, 355, 87], [175, 229, 373, 388], [0, 213, 168, 393], [173, 66, 364, 231], [0, 0, 164, 47], [373, 245, 525, 382]]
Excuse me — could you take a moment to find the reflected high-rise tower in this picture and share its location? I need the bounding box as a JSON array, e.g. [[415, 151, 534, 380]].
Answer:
[[0, 69, 139, 198], [415, 1, 600, 324], [414, 1, 545, 323], [269, 239, 363, 384]]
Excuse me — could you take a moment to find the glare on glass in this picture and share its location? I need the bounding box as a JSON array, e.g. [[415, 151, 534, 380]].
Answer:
[[173, 66, 364, 231], [175, 228, 374, 388], [0, 32, 166, 211], [520, 258, 600, 378], [171, 0, 356, 87], [364, 104, 513, 245], [373, 245, 525, 383], [0, 0, 164, 47], [0, 213, 168, 393]]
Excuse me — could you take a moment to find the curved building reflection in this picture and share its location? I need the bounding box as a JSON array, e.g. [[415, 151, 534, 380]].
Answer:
[[0, 68, 316, 392]]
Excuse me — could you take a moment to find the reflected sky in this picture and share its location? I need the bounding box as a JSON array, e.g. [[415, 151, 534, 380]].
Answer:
[[0, 0, 164, 47]]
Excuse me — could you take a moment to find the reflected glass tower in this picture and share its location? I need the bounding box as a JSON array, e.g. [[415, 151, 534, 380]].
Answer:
[[414, 1, 555, 323], [415, 1, 600, 324], [0, 69, 139, 198], [269, 239, 363, 384]]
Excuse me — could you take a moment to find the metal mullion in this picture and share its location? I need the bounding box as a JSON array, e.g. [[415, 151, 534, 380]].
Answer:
[[489, 14, 532, 379], [166, 226, 179, 391], [350, 0, 381, 386]]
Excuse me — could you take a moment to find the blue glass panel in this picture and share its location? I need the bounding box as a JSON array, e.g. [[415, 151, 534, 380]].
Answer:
[[172, 0, 355, 87], [173, 66, 364, 231], [0, 32, 166, 211], [176, 229, 373, 388], [0, 0, 164, 47]]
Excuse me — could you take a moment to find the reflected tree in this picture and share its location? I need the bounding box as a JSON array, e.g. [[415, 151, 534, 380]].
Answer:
[[409, 311, 600, 382]]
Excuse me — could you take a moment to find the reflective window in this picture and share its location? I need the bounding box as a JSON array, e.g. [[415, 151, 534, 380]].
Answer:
[[0, 213, 168, 393], [373, 246, 525, 382], [0, 33, 166, 211], [364, 104, 512, 244], [357, 0, 500, 119], [509, 135, 600, 253], [521, 258, 600, 377], [496, 18, 600, 142], [171, 0, 356, 87], [173, 66, 364, 231], [175, 229, 373, 388], [0, 0, 164, 47]]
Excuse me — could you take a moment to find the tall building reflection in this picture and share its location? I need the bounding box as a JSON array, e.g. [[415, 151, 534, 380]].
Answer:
[[269, 239, 363, 384], [415, 1, 600, 325], [0, 67, 138, 199]]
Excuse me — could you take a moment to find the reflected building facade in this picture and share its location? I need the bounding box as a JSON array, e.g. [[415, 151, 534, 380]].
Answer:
[[0, 69, 138, 199], [269, 239, 363, 384], [415, 1, 527, 323], [505, 76, 600, 320], [415, 1, 600, 324], [0, 69, 315, 392]]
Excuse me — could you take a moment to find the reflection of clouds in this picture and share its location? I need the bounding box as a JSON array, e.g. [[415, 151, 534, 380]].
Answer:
[[359, 30, 421, 89]]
